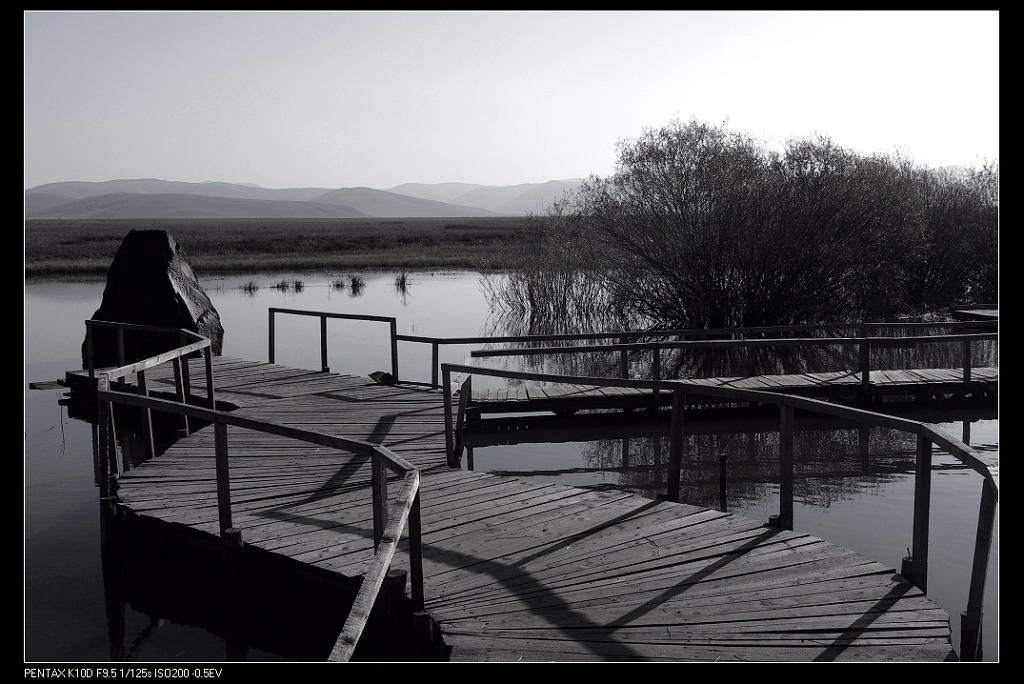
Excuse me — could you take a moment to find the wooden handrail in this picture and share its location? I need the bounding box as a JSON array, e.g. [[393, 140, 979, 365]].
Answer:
[[269, 308, 994, 389], [268, 308, 399, 379], [467, 332, 998, 356], [93, 318, 425, 662], [439, 361, 998, 661], [97, 384, 425, 662], [329, 469, 421, 662], [85, 319, 209, 380]]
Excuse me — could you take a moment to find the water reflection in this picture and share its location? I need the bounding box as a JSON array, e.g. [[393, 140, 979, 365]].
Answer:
[[463, 402, 997, 511]]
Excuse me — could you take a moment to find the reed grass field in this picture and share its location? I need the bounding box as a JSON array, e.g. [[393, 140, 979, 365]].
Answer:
[[24, 216, 535, 277]]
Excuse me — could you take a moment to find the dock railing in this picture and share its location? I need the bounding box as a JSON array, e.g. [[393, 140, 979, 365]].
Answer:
[[468, 328, 998, 396], [439, 362, 998, 662], [87, 321, 426, 662], [266, 309, 996, 391]]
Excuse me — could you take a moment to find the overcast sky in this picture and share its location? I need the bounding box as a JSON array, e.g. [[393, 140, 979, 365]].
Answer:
[[23, 10, 1000, 191]]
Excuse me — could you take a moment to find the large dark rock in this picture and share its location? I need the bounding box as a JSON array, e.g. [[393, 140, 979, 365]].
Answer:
[[82, 229, 224, 369]]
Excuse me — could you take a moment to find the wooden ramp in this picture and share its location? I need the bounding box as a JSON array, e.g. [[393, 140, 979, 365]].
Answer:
[[111, 357, 956, 661]]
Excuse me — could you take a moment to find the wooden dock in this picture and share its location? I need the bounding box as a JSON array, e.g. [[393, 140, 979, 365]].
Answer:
[[104, 356, 964, 661], [464, 367, 998, 418]]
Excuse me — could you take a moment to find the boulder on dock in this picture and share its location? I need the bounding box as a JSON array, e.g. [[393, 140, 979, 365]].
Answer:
[[82, 229, 224, 369]]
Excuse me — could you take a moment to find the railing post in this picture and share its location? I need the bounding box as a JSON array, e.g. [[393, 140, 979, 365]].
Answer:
[[116, 327, 125, 368], [320, 314, 330, 373], [652, 436, 662, 488], [204, 347, 217, 409], [902, 433, 932, 592], [859, 336, 871, 396], [86, 321, 95, 380], [409, 486, 424, 613], [619, 336, 628, 379], [442, 366, 454, 465], [214, 417, 233, 534], [181, 351, 193, 406], [667, 390, 685, 502], [172, 357, 190, 437], [962, 338, 972, 391], [719, 453, 728, 512], [959, 477, 997, 662], [136, 369, 155, 462], [268, 309, 276, 364], [770, 403, 794, 530], [453, 376, 472, 465], [115, 326, 127, 391], [431, 342, 440, 389], [651, 343, 661, 405], [223, 526, 247, 662], [371, 452, 389, 549], [96, 376, 113, 494], [390, 319, 399, 382]]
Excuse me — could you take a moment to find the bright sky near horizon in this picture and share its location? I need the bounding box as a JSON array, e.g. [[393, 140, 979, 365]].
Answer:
[[23, 10, 1000, 191]]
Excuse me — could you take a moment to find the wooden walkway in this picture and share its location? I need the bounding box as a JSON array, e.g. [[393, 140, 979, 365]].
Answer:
[[99, 356, 964, 661], [466, 367, 998, 417]]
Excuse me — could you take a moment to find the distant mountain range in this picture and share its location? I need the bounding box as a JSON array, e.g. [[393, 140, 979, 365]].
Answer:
[[24, 178, 583, 219]]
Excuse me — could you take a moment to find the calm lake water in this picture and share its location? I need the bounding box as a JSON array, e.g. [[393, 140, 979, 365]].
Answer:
[[24, 271, 999, 662]]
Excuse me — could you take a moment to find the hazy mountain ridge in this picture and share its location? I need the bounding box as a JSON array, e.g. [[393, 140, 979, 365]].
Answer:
[[25, 178, 583, 219], [28, 192, 370, 220]]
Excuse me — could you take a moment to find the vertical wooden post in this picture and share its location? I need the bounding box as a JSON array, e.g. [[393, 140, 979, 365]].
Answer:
[[371, 453, 389, 550], [320, 315, 330, 373], [96, 401, 110, 491], [719, 453, 728, 512], [86, 322, 95, 380], [99, 486, 126, 662], [214, 418, 232, 534], [962, 338, 972, 391], [652, 436, 662, 488], [172, 358, 190, 437], [116, 327, 125, 367], [902, 433, 932, 592], [268, 309, 276, 364], [223, 527, 247, 662], [181, 351, 192, 403], [390, 319, 399, 382], [621, 437, 630, 468], [771, 403, 794, 530], [453, 376, 472, 465], [431, 342, 440, 388], [412, 611, 439, 662], [466, 446, 475, 471], [959, 477, 997, 662], [409, 487, 424, 613], [651, 344, 661, 405], [619, 336, 628, 379], [667, 390, 685, 502], [859, 337, 871, 396], [137, 369, 155, 462], [115, 327, 126, 391], [97, 382, 111, 497], [204, 348, 217, 409], [442, 367, 454, 466]]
